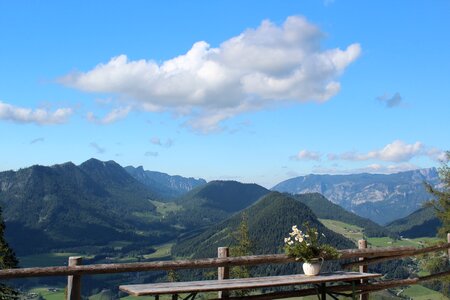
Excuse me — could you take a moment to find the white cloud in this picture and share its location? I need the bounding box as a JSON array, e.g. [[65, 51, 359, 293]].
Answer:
[[60, 16, 361, 132], [328, 140, 444, 162], [0, 101, 73, 125], [87, 106, 131, 124], [426, 147, 447, 161], [291, 150, 322, 161]]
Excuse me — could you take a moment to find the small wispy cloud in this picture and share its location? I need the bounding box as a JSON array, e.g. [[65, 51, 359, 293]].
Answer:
[[87, 106, 131, 124], [327, 140, 444, 162], [292, 140, 444, 168], [290, 150, 322, 161], [311, 162, 420, 175], [144, 151, 158, 157], [30, 137, 45, 144], [0, 101, 73, 125], [376, 92, 405, 108], [150, 137, 174, 148], [90, 142, 106, 154]]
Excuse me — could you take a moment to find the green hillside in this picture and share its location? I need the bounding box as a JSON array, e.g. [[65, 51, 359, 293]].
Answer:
[[169, 180, 269, 229], [173, 192, 354, 259], [387, 206, 440, 238], [0, 159, 174, 255], [293, 193, 396, 238]]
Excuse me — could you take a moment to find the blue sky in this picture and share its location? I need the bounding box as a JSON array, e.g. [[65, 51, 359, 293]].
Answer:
[[1, 1, 449, 187]]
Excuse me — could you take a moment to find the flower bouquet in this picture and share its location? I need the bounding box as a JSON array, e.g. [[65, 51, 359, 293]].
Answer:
[[284, 223, 339, 275]]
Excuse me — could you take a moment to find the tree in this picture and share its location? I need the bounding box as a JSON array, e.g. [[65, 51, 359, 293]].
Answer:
[[426, 151, 450, 237], [0, 207, 19, 299], [423, 152, 450, 295], [230, 213, 252, 297]]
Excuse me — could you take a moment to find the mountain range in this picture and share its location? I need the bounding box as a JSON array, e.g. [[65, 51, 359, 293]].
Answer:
[[0, 159, 204, 254], [124, 165, 206, 199], [272, 168, 440, 224], [292, 193, 396, 238], [0, 158, 442, 257]]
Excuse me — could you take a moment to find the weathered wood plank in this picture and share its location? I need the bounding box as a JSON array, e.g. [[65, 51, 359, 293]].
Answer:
[[67, 257, 82, 300], [342, 242, 450, 269], [358, 240, 368, 300], [217, 247, 230, 299], [208, 269, 450, 300], [1, 243, 448, 279], [119, 272, 381, 296]]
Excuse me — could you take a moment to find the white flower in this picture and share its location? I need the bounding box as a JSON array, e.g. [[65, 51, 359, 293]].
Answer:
[[284, 237, 290, 243], [306, 243, 311, 246], [288, 240, 294, 245], [292, 225, 298, 231], [305, 234, 309, 238]]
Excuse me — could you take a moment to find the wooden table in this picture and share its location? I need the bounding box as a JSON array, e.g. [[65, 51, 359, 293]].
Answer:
[[119, 271, 381, 299]]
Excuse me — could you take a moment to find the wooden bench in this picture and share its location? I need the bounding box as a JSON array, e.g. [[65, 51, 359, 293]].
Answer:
[[119, 271, 381, 299]]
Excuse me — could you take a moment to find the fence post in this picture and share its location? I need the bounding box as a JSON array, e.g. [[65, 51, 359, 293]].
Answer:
[[358, 239, 368, 300], [218, 247, 230, 299], [67, 256, 82, 300], [447, 233, 450, 257]]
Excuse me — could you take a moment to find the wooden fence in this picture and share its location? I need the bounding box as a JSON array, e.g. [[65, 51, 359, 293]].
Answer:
[[1, 234, 450, 300]]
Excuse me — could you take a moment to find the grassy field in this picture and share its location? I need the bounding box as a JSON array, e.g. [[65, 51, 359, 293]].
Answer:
[[319, 218, 442, 248], [27, 287, 65, 300], [367, 236, 442, 248], [143, 242, 174, 259], [150, 200, 183, 216], [319, 219, 364, 244], [395, 284, 449, 300]]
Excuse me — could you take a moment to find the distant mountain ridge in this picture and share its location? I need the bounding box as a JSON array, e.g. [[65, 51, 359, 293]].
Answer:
[[125, 165, 206, 199], [272, 168, 440, 224], [292, 193, 396, 238], [0, 159, 172, 254]]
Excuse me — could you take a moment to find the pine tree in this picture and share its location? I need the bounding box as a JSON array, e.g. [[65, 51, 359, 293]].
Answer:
[[0, 207, 19, 299], [426, 151, 450, 237], [230, 213, 252, 297]]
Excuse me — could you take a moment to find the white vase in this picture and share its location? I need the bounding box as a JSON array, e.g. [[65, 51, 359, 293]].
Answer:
[[302, 258, 323, 276]]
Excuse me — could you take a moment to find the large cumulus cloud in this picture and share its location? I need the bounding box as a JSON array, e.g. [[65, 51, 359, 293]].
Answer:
[[60, 16, 361, 132]]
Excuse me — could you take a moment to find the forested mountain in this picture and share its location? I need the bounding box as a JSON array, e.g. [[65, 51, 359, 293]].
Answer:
[[272, 168, 440, 224], [173, 192, 354, 260], [292, 193, 396, 238], [125, 165, 207, 199], [168, 180, 270, 229], [387, 206, 440, 238], [0, 159, 173, 255]]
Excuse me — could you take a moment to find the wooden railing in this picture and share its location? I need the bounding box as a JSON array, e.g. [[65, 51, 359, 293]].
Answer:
[[2, 234, 450, 300]]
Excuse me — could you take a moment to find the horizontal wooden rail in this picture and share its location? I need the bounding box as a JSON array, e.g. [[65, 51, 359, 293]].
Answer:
[[1, 244, 446, 280], [342, 242, 450, 269]]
